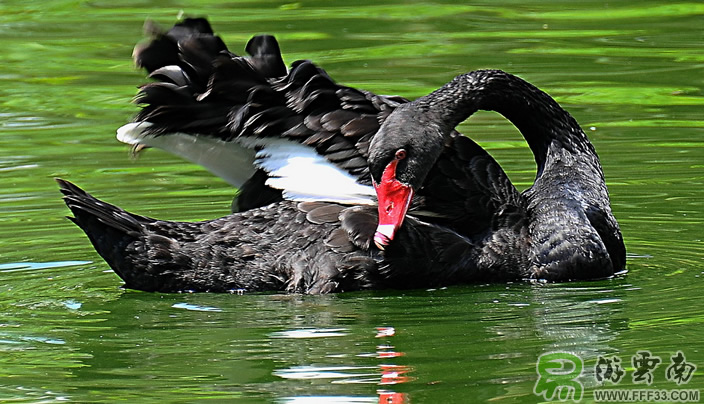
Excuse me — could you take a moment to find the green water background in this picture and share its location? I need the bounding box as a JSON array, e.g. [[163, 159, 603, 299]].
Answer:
[[1, 1, 703, 402]]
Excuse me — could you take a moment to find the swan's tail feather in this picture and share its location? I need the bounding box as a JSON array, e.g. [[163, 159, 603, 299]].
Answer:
[[57, 178, 146, 235], [56, 178, 160, 289]]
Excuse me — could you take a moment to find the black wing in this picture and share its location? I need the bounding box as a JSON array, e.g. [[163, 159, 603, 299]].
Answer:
[[121, 18, 404, 207], [123, 18, 527, 241]]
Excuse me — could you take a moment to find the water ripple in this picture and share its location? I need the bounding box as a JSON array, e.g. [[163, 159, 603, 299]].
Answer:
[[0, 261, 91, 272], [171, 302, 223, 312], [270, 328, 349, 339]]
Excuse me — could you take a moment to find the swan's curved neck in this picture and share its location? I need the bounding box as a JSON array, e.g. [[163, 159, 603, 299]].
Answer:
[[416, 70, 596, 174]]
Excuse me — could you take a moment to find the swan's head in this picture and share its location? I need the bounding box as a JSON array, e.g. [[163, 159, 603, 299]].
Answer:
[[368, 103, 446, 250]]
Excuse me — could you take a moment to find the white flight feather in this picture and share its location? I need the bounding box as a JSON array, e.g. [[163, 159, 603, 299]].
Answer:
[[117, 122, 256, 187], [117, 123, 375, 205], [244, 137, 376, 205]]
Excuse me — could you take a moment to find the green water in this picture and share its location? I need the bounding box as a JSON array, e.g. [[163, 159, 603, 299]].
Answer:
[[1, 1, 703, 402]]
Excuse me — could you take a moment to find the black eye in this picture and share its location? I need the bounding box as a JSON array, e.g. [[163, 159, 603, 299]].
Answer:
[[395, 149, 407, 160]]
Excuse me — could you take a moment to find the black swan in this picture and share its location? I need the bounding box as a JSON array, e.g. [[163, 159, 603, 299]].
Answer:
[[60, 67, 625, 290], [58, 179, 512, 293], [77, 18, 625, 290], [116, 20, 624, 277]]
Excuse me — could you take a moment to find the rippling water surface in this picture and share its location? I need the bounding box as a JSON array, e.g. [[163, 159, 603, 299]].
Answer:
[[1, 1, 703, 402]]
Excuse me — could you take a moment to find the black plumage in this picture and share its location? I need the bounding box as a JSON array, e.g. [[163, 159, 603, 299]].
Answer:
[[368, 70, 626, 279], [97, 18, 626, 291], [120, 18, 534, 236], [58, 179, 517, 293]]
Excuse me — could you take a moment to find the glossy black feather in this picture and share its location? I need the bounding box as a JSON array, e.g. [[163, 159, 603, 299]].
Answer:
[[126, 24, 397, 194], [125, 20, 479, 221]]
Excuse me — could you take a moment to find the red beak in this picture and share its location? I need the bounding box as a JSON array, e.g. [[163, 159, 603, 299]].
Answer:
[[373, 159, 414, 250]]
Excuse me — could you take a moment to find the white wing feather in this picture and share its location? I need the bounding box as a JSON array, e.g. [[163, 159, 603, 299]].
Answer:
[[117, 123, 375, 205]]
